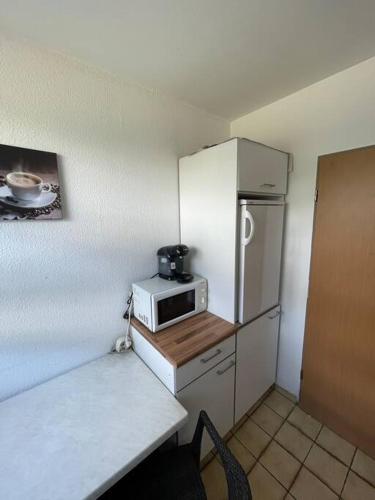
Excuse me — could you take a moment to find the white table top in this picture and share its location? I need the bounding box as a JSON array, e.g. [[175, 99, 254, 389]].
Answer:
[[0, 351, 188, 500]]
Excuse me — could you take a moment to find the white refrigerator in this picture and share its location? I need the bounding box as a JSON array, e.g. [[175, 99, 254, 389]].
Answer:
[[238, 199, 285, 323], [235, 198, 285, 422]]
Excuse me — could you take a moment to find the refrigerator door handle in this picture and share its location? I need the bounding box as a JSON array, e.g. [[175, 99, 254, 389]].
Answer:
[[242, 209, 255, 246]]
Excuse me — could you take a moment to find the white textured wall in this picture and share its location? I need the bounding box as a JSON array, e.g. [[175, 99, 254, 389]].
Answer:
[[232, 56, 375, 397], [0, 36, 229, 401]]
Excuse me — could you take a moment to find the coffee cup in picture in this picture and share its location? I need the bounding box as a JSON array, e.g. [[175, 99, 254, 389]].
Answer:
[[6, 172, 51, 201]]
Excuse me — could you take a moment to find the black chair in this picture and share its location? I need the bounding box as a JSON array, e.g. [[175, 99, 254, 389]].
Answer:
[[101, 410, 252, 500]]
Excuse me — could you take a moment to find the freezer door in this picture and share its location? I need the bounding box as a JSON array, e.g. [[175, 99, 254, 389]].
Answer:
[[238, 202, 284, 323]]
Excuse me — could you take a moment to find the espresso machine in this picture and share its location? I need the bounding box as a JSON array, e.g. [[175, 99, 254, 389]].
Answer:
[[157, 245, 193, 283]]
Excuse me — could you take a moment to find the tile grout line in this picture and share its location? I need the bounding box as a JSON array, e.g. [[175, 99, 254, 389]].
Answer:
[[346, 448, 375, 490], [302, 463, 345, 498], [244, 398, 343, 492], [265, 402, 320, 442], [219, 433, 258, 476], [289, 423, 355, 498], [250, 405, 371, 497], [204, 390, 375, 498], [284, 448, 375, 499], [293, 423, 375, 494], [256, 460, 292, 497], [344, 468, 375, 491], [338, 446, 357, 499], [240, 391, 300, 490], [246, 398, 298, 494], [230, 397, 296, 488], [302, 438, 353, 469], [287, 412, 370, 476], [259, 396, 331, 487], [262, 401, 295, 421], [284, 420, 370, 481], [250, 407, 290, 440], [265, 401, 359, 470], [299, 424, 356, 497], [255, 399, 324, 454], [350, 469, 375, 490], [209, 394, 275, 472], [286, 418, 323, 497]]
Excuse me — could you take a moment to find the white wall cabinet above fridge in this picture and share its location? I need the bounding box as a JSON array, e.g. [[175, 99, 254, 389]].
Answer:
[[179, 137, 288, 324], [237, 139, 288, 194]]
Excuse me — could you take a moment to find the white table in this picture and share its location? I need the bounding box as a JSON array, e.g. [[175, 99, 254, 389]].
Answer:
[[0, 351, 188, 500]]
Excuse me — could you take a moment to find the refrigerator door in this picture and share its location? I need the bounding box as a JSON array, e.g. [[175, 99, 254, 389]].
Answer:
[[238, 201, 284, 323]]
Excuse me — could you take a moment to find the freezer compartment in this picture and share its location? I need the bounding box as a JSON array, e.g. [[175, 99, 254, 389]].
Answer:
[[238, 200, 285, 324]]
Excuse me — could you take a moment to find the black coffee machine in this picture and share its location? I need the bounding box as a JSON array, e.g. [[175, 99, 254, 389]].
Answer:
[[157, 245, 193, 283]]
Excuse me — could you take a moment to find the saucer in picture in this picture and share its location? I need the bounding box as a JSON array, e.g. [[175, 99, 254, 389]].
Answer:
[[0, 186, 57, 209]]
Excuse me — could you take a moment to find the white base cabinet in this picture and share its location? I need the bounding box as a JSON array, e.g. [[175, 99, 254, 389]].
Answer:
[[235, 306, 280, 423], [132, 306, 280, 457], [131, 325, 236, 457], [177, 354, 235, 456]]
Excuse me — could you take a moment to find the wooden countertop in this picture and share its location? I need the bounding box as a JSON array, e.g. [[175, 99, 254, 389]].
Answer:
[[131, 312, 238, 368]]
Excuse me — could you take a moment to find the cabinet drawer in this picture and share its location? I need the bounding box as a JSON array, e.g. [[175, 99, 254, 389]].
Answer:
[[237, 139, 288, 195], [176, 335, 235, 392], [177, 354, 236, 456]]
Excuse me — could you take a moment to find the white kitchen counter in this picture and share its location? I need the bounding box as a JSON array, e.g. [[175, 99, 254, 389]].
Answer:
[[0, 351, 188, 500]]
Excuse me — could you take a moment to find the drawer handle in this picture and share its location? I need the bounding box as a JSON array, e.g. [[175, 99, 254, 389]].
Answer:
[[260, 183, 276, 188], [268, 310, 280, 319], [200, 349, 222, 364], [217, 360, 235, 376]]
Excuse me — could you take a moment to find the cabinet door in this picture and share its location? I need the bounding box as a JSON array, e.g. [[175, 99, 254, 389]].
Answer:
[[235, 307, 280, 423], [237, 139, 288, 194], [179, 139, 238, 323], [177, 354, 235, 457]]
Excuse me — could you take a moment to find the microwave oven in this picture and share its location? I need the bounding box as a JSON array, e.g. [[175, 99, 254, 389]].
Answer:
[[132, 275, 207, 332]]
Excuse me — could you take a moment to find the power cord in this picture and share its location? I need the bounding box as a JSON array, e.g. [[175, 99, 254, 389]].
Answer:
[[114, 272, 159, 352], [123, 297, 133, 349], [114, 295, 133, 352], [123, 292, 133, 320]]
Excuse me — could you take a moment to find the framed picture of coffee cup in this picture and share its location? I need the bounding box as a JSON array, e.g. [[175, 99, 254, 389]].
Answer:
[[0, 144, 62, 221]]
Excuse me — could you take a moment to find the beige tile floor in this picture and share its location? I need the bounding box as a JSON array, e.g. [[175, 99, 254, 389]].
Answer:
[[201, 387, 375, 500]]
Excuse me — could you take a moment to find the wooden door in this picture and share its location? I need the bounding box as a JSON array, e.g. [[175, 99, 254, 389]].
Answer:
[[300, 146, 375, 458]]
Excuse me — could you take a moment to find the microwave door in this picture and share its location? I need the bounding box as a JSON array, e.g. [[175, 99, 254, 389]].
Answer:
[[238, 202, 284, 323], [157, 289, 196, 327]]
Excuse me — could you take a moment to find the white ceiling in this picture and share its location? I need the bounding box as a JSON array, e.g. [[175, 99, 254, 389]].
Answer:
[[1, 0, 375, 119]]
